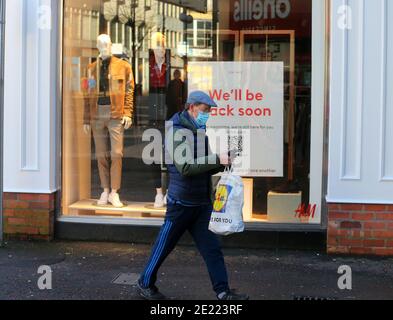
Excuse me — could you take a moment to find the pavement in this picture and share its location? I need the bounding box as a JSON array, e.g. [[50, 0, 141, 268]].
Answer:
[[0, 241, 393, 300]]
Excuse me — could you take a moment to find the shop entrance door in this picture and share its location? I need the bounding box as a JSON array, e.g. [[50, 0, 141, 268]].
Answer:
[[230, 24, 322, 224], [215, 30, 239, 62], [240, 30, 296, 180]]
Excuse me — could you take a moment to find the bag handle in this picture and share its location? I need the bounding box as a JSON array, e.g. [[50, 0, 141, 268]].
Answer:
[[224, 165, 234, 174]]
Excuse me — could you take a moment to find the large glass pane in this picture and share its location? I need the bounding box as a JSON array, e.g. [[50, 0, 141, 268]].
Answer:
[[62, 0, 315, 225]]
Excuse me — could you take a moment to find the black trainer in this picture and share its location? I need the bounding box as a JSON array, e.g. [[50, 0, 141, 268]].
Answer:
[[136, 281, 167, 300], [217, 290, 250, 300]]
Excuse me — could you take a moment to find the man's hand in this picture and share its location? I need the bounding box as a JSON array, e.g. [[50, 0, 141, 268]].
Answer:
[[219, 150, 239, 166], [83, 124, 91, 135], [122, 116, 133, 130], [219, 154, 231, 166]]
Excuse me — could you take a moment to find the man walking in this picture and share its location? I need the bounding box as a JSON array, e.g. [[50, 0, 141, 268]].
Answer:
[[137, 91, 249, 300]]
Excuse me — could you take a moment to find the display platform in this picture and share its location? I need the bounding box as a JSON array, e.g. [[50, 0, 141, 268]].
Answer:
[[68, 200, 166, 218]]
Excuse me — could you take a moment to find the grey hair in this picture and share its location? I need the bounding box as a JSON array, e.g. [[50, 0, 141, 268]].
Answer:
[[185, 102, 203, 110]]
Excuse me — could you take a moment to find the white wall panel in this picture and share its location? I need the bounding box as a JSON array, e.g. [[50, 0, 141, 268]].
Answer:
[[328, 0, 393, 203], [382, 0, 393, 181], [3, 0, 59, 193]]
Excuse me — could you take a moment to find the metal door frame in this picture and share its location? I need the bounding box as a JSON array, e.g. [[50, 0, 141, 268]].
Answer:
[[240, 30, 296, 181]]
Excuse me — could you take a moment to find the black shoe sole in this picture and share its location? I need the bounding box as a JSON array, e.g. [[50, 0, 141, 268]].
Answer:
[[136, 284, 167, 301], [138, 291, 167, 301]]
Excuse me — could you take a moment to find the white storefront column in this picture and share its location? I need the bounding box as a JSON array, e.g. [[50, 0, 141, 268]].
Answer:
[[328, 0, 393, 204], [328, 0, 393, 256], [3, 0, 60, 194]]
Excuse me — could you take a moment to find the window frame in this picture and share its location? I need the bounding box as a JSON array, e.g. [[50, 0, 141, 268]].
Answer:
[[56, 0, 330, 233]]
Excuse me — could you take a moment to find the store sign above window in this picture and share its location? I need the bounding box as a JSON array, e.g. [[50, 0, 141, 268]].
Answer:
[[229, 0, 311, 37], [233, 0, 291, 21], [158, 0, 208, 13]]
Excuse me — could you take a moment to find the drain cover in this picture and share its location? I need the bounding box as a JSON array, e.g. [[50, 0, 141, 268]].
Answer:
[[294, 295, 337, 301], [112, 273, 139, 286]]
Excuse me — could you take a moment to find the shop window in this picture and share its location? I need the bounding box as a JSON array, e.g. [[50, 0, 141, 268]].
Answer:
[[62, 0, 318, 226]]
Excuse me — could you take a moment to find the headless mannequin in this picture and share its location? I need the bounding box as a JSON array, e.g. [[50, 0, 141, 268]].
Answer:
[[84, 34, 133, 207], [147, 32, 166, 208], [154, 50, 165, 204], [151, 33, 167, 207], [153, 48, 166, 73]]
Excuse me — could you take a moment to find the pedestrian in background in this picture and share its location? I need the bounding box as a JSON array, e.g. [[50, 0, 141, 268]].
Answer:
[[166, 69, 187, 120]]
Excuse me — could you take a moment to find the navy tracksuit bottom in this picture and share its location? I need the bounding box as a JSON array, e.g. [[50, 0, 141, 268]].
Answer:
[[139, 202, 230, 295]]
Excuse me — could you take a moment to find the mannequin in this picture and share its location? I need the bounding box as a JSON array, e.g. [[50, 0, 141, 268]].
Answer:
[[149, 32, 169, 208], [84, 34, 135, 208], [153, 39, 166, 74]]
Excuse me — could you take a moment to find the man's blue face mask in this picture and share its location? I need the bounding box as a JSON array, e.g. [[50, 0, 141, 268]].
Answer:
[[195, 111, 210, 127]]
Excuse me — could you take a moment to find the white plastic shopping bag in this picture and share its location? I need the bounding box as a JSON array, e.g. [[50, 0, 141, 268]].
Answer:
[[209, 168, 245, 236]]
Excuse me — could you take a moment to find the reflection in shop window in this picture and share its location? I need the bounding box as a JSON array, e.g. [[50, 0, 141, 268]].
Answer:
[[61, 0, 317, 225]]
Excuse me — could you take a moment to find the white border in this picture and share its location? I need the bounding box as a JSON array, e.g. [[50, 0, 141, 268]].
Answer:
[[309, 0, 327, 224]]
